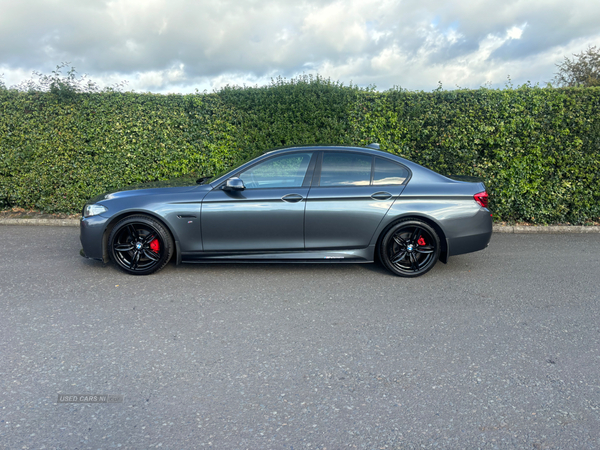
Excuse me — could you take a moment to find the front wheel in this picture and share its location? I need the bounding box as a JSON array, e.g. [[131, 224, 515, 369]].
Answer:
[[379, 219, 441, 277], [108, 215, 174, 275]]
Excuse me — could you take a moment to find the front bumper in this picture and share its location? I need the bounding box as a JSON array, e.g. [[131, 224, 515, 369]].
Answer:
[[80, 215, 110, 262]]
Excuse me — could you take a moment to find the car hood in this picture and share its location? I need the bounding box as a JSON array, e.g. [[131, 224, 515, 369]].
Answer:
[[88, 176, 212, 204]]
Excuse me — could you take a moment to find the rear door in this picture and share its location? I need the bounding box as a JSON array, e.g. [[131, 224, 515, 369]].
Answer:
[[305, 152, 409, 249]]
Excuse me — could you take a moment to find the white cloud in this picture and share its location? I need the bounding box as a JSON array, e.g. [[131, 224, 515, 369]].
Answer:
[[302, 1, 371, 53], [0, 0, 599, 92], [507, 24, 525, 40]]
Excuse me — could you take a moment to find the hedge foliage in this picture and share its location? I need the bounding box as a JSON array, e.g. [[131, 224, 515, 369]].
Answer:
[[1, 75, 599, 224], [349, 86, 600, 224]]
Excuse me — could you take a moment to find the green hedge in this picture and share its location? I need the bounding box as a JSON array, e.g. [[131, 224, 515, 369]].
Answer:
[[348, 86, 600, 224], [1, 77, 599, 224], [0, 90, 242, 212]]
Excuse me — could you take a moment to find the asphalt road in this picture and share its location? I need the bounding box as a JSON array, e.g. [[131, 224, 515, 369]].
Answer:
[[1, 226, 600, 449]]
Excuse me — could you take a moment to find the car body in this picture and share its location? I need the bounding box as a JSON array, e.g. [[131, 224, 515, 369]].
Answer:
[[80, 145, 492, 276]]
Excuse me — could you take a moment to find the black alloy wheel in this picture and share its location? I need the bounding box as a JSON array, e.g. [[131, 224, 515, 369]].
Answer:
[[108, 215, 174, 275], [380, 219, 441, 277]]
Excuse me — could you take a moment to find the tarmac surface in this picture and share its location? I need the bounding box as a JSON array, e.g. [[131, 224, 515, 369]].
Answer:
[[1, 225, 600, 449]]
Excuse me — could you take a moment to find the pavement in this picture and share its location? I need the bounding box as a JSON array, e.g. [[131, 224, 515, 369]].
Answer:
[[1, 226, 600, 449], [1, 216, 599, 233]]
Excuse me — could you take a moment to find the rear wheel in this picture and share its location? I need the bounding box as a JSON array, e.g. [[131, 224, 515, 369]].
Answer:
[[379, 219, 440, 277], [108, 215, 173, 275]]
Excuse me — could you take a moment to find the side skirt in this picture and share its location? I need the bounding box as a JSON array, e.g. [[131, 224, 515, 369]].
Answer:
[[180, 246, 375, 264]]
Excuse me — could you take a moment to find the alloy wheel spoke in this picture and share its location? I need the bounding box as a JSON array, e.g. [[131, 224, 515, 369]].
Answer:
[[393, 235, 407, 247], [415, 245, 435, 254], [391, 251, 407, 264], [127, 224, 138, 240], [410, 227, 421, 243], [409, 253, 420, 271], [143, 249, 160, 262], [114, 243, 134, 252], [130, 250, 141, 269], [142, 233, 156, 245]]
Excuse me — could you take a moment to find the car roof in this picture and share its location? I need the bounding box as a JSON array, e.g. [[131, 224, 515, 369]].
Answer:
[[261, 145, 408, 162], [209, 144, 429, 187]]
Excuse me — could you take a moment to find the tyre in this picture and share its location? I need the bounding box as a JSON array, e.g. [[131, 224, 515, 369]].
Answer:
[[379, 219, 441, 277], [108, 215, 174, 275]]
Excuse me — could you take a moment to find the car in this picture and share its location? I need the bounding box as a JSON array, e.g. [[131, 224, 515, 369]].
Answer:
[[80, 144, 492, 277]]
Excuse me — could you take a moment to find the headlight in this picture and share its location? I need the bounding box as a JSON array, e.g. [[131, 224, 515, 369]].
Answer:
[[83, 204, 108, 217]]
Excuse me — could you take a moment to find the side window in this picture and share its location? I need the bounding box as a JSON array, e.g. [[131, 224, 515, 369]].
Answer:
[[239, 153, 312, 189], [373, 158, 409, 185], [319, 152, 372, 186]]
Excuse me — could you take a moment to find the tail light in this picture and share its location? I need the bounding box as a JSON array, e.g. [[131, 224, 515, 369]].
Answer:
[[474, 191, 488, 208]]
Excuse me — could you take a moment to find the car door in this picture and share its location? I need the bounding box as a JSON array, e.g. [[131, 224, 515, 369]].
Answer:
[[201, 152, 315, 251], [305, 152, 409, 249]]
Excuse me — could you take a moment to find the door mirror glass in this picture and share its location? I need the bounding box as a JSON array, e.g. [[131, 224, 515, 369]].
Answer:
[[223, 177, 245, 191]]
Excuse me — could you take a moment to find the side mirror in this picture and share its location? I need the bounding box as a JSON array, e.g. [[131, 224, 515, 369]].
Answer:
[[223, 177, 245, 191]]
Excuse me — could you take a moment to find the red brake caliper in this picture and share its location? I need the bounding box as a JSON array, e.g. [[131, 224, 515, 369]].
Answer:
[[417, 236, 426, 246], [149, 239, 160, 253]]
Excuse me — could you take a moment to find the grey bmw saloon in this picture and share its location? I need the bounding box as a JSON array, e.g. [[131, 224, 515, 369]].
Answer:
[[80, 145, 492, 277]]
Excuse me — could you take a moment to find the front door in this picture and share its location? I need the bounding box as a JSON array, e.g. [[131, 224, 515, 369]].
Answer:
[[201, 152, 314, 251]]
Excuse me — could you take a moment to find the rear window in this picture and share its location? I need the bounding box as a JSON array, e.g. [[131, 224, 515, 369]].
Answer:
[[319, 152, 372, 186], [373, 157, 409, 185]]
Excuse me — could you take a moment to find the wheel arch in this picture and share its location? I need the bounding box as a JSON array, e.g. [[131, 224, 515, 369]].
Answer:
[[101, 210, 180, 264], [375, 214, 449, 264]]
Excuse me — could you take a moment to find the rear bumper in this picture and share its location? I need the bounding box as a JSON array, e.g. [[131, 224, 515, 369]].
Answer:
[[448, 230, 492, 256], [448, 210, 493, 256]]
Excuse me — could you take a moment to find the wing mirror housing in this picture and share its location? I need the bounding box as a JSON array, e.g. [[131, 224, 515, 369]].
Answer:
[[223, 177, 245, 191]]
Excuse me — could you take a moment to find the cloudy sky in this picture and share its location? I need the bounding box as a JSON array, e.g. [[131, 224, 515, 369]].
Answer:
[[1, 0, 599, 93]]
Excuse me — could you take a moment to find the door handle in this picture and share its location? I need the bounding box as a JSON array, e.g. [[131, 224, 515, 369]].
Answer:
[[371, 191, 393, 200], [281, 193, 304, 203]]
